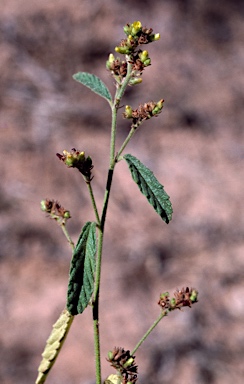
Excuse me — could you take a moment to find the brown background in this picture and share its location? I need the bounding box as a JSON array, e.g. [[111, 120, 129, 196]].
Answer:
[[0, 1, 243, 383]]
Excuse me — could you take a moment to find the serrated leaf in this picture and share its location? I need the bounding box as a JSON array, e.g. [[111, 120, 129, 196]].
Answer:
[[73, 72, 112, 103], [35, 309, 74, 384], [124, 154, 173, 223], [67, 221, 97, 315]]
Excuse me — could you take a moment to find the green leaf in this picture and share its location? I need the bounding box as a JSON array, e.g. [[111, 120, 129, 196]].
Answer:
[[124, 154, 173, 224], [35, 309, 74, 384], [67, 222, 97, 315], [73, 72, 112, 103]]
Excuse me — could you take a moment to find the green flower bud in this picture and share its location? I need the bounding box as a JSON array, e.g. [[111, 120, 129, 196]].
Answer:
[[123, 25, 132, 36], [107, 351, 114, 361], [129, 78, 142, 86], [126, 35, 134, 47], [160, 292, 169, 300], [190, 290, 198, 303], [123, 357, 134, 368], [154, 33, 160, 41], [63, 211, 71, 219], [85, 156, 93, 168], [115, 46, 132, 54], [124, 105, 133, 118], [152, 99, 164, 115], [143, 58, 151, 66], [40, 199, 71, 223], [63, 150, 85, 167], [40, 200, 48, 212], [139, 50, 149, 62], [131, 21, 142, 36], [57, 149, 93, 181], [108, 53, 115, 62], [138, 50, 151, 66], [106, 53, 115, 70], [149, 33, 160, 42], [170, 298, 176, 308]]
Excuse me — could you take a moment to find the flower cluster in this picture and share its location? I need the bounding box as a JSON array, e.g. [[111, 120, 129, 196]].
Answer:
[[106, 21, 160, 85], [40, 199, 71, 224], [123, 99, 164, 127], [107, 347, 138, 384], [56, 148, 93, 182], [158, 287, 198, 311], [116, 21, 160, 54]]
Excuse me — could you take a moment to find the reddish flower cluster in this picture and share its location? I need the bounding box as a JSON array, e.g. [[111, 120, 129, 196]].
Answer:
[[56, 148, 93, 182], [158, 287, 198, 311], [106, 21, 159, 85], [107, 347, 138, 384], [40, 199, 71, 224], [123, 100, 164, 126]]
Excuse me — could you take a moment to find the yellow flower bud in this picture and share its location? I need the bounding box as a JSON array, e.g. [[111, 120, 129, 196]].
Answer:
[[124, 105, 133, 118], [154, 33, 160, 40], [139, 50, 151, 66], [108, 53, 115, 63], [131, 21, 142, 36], [115, 46, 131, 54]]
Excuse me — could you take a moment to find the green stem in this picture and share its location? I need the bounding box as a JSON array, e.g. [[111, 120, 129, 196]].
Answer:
[[61, 224, 75, 251], [109, 59, 133, 167], [131, 310, 168, 355], [116, 126, 136, 159], [93, 228, 103, 384], [87, 181, 101, 226], [92, 57, 134, 384]]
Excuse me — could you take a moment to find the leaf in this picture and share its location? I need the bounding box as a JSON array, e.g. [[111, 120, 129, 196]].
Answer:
[[35, 309, 74, 384], [124, 154, 173, 224], [73, 72, 112, 103], [67, 221, 97, 315]]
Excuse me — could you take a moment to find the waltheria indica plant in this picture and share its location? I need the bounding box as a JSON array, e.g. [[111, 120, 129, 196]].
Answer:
[[36, 21, 198, 384]]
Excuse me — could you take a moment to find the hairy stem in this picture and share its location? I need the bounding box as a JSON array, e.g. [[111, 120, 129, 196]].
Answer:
[[117, 126, 137, 159], [61, 224, 75, 251], [131, 310, 168, 355], [92, 57, 134, 384], [87, 181, 101, 226]]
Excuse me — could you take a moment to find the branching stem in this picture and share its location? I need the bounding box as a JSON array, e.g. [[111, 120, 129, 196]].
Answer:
[[92, 57, 134, 384]]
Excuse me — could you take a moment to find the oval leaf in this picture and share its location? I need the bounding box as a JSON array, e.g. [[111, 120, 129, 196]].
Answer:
[[73, 72, 112, 103], [67, 221, 97, 315], [35, 309, 74, 384], [124, 154, 173, 223]]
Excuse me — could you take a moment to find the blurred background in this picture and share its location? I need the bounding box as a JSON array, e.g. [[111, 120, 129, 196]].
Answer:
[[0, 1, 243, 383]]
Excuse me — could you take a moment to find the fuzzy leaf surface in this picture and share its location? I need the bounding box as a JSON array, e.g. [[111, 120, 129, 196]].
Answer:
[[124, 154, 173, 223], [73, 72, 112, 103], [67, 222, 96, 315], [35, 309, 74, 384]]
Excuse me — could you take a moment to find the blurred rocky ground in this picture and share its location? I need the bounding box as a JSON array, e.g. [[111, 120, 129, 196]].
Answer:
[[0, 1, 243, 383]]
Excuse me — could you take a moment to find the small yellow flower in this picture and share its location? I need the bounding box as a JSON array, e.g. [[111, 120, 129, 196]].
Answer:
[[131, 21, 142, 36]]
